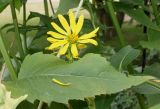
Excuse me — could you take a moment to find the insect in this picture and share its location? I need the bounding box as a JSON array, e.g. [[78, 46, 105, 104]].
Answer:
[[52, 78, 71, 86]]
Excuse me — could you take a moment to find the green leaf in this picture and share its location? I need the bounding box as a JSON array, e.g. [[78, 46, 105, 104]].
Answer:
[[120, 0, 143, 5], [134, 82, 160, 94], [49, 102, 68, 109], [95, 94, 116, 109], [14, 0, 22, 11], [6, 53, 151, 103], [69, 100, 88, 109], [0, 0, 11, 13], [110, 45, 140, 71], [27, 12, 53, 28], [140, 29, 160, 50], [16, 100, 37, 109], [134, 63, 160, 94], [56, 0, 79, 15], [0, 83, 27, 109], [29, 35, 50, 52], [147, 94, 160, 109], [114, 3, 159, 31], [143, 63, 160, 78]]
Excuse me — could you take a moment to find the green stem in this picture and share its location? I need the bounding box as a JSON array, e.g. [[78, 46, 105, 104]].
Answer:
[[43, 0, 49, 16], [49, 0, 55, 15], [22, 1, 28, 54], [136, 94, 147, 109], [0, 30, 17, 80], [37, 101, 44, 109], [87, 1, 96, 28], [104, 0, 126, 47], [150, 0, 160, 25], [75, 0, 84, 18], [10, 1, 25, 59], [68, 49, 73, 63], [85, 97, 96, 109]]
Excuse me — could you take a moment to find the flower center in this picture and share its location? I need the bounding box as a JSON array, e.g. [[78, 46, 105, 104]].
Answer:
[[68, 34, 79, 44]]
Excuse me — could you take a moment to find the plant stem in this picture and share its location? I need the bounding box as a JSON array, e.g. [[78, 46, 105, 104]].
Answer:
[[104, 0, 126, 47], [10, 1, 25, 59], [37, 101, 44, 109], [0, 64, 6, 83], [85, 97, 96, 109], [0, 30, 17, 80], [43, 0, 49, 16], [136, 94, 147, 109], [87, 1, 96, 28], [49, 0, 55, 15], [142, 49, 147, 72], [143, 0, 150, 33], [22, 1, 28, 54], [68, 49, 73, 63], [75, 0, 84, 18], [150, 0, 160, 25]]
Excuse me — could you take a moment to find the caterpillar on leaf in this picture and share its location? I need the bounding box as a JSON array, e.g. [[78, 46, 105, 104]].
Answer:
[[52, 78, 71, 86]]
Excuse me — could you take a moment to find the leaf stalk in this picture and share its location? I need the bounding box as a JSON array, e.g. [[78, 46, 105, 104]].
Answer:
[[44, 0, 49, 16], [104, 0, 126, 47], [10, 1, 25, 59], [0, 30, 17, 80]]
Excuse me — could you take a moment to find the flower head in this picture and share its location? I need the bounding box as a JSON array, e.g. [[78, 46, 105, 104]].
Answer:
[[47, 10, 99, 58]]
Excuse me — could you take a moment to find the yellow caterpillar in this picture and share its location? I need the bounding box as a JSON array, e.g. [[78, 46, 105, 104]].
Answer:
[[52, 78, 71, 86]]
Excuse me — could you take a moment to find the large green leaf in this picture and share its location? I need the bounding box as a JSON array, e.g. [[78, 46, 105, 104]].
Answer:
[[110, 45, 140, 71], [0, 0, 11, 13], [140, 29, 160, 50], [6, 53, 151, 103], [56, 0, 79, 15]]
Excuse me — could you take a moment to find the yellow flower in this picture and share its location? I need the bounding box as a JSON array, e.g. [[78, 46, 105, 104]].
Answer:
[[47, 10, 99, 58]]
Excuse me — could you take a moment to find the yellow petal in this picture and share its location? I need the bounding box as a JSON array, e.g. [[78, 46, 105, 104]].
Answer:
[[71, 44, 78, 58], [75, 15, 84, 35], [52, 78, 71, 86], [79, 27, 99, 39], [51, 22, 68, 35], [47, 37, 60, 43], [69, 10, 76, 33], [47, 31, 66, 39], [78, 39, 98, 46], [58, 14, 71, 35], [48, 40, 68, 50], [77, 44, 87, 49], [58, 43, 69, 55]]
